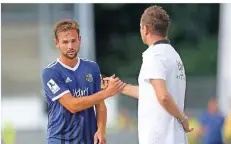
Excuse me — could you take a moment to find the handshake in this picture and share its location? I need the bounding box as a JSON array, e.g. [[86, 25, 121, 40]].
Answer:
[[101, 74, 127, 97]]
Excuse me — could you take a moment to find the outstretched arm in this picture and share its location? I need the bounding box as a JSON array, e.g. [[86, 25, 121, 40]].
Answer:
[[42, 68, 125, 114], [103, 76, 139, 99], [58, 90, 109, 113], [121, 84, 139, 99], [58, 77, 125, 113]]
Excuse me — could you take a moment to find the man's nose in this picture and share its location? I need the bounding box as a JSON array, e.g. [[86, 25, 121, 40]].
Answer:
[[67, 42, 74, 50]]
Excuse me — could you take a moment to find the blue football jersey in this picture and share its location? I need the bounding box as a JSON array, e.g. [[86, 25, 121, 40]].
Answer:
[[42, 57, 102, 144]]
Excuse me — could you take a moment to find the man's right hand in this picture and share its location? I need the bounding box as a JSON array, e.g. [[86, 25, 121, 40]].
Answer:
[[103, 75, 126, 97]]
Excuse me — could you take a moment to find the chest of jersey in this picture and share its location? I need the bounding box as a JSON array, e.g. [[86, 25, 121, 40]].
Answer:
[[60, 66, 95, 97]]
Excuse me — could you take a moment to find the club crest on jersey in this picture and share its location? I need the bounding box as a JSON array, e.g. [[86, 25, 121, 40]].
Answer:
[[176, 60, 186, 81], [86, 74, 93, 82]]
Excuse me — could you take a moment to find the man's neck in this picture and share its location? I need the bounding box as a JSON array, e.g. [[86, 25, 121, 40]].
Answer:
[[146, 35, 166, 47], [60, 55, 78, 68]]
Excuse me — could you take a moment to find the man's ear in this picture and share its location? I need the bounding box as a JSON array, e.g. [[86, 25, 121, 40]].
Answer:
[[54, 39, 59, 49], [144, 25, 151, 35], [78, 35, 81, 44]]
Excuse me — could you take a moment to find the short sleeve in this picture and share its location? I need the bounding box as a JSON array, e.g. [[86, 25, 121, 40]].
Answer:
[[93, 63, 102, 92], [42, 68, 70, 101], [142, 54, 167, 80]]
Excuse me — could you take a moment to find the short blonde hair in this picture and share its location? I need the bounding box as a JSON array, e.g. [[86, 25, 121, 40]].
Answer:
[[141, 5, 170, 37], [54, 19, 80, 39]]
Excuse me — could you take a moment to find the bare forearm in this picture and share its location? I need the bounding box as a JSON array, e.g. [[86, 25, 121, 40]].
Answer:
[[121, 84, 139, 99], [70, 90, 109, 113], [96, 102, 107, 131], [158, 93, 184, 120]]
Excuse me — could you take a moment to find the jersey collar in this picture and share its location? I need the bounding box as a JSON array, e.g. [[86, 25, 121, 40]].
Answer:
[[152, 39, 170, 46], [57, 57, 81, 71], [142, 39, 170, 56]]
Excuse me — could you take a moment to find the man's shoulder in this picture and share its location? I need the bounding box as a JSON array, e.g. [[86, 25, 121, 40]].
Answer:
[[44, 60, 59, 69], [143, 51, 166, 63], [80, 58, 99, 68], [80, 58, 97, 64], [42, 60, 61, 76], [151, 44, 177, 55], [216, 112, 225, 119], [144, 44, 168, 56]]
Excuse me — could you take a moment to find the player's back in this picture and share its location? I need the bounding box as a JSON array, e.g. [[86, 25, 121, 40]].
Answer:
[[138, 42, 187, 144], [42, 57, 100, 144], [159, 44, 186, 111], [157, 44, 187, 144]]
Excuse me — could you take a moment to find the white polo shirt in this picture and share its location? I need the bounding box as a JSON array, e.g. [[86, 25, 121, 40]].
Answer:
[[138, 41, 188, 144]]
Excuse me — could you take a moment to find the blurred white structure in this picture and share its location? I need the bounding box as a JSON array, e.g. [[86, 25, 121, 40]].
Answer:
[[73, 4, 119, 128], [2, 96, 45, 130], [217, 3, 231, 116], [74, 4, 96, 61]]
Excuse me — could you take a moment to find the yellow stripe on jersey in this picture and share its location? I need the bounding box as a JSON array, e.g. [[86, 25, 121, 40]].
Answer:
[[100, 74, 105, 89]]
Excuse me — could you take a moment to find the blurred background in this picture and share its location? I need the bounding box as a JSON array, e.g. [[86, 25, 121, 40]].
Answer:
[[1, 3, 231, 144]]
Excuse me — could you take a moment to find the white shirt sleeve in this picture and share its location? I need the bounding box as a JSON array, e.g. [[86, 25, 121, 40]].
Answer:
[[142, 54, 167, 80]]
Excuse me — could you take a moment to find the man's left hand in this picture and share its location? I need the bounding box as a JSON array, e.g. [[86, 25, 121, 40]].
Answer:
[[94, 129, 106, 144]]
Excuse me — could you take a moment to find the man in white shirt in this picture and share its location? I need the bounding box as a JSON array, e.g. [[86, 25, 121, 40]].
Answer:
[[105, 5, 193, 144]]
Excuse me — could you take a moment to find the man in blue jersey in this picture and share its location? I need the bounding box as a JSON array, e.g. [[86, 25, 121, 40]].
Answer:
[[199, 98, 225, 144], [42, 19, 125, 144]]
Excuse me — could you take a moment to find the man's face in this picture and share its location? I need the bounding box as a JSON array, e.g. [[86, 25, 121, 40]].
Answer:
[[54, 29, 81, 59], [208, 99, 218, 112]]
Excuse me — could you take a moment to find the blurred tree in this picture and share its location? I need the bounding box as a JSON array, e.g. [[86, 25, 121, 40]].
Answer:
[[94, 4, 219, 77]]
